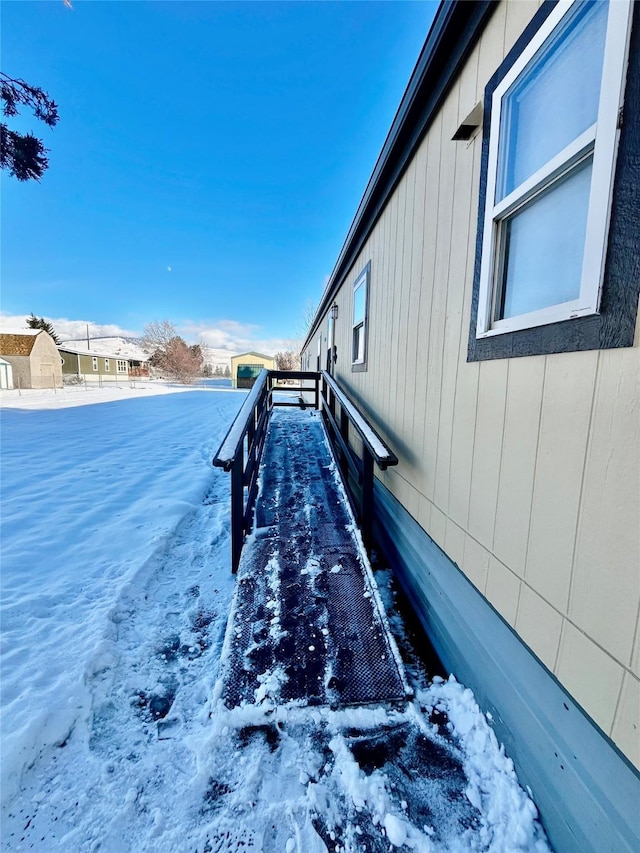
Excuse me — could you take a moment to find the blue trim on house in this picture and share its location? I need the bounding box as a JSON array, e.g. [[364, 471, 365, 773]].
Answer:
[[373, 479, 640, 853]]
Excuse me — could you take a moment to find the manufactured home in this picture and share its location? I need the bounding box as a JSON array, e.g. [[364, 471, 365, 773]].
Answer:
[[59, 345, 131, 384], [302, 1, 639, 850]]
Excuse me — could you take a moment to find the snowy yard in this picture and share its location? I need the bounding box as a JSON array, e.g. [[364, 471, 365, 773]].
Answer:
[[0, 383, 550, 851]]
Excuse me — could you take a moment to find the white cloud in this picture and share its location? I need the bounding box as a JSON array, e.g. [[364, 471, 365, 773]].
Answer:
[[0, 313, 140, 341], [178, 320, 298, 359]]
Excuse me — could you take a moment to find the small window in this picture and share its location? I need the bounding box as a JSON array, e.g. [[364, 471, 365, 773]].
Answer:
[[92, 357, 98, 371], [476, 0, 632, 339], [117, 360, 127, 373], [104, 359, 110, 371], [352, 262, 370, 371]]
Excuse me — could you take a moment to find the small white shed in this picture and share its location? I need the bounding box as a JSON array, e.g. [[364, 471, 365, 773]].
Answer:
[[0, 357, 14, 389]]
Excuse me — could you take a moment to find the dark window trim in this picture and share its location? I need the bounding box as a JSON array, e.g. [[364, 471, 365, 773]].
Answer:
[[352, 261, 371, 373], [468, 0, 640, 362]]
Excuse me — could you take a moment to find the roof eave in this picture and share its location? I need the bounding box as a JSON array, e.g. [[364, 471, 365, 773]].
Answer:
[[303, 0, 496, 350]]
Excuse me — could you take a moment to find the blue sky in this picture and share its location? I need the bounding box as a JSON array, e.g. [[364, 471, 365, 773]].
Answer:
[[2, 0, 437, 354]]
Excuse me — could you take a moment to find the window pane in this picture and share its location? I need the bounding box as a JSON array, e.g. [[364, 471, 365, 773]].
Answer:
[[353, 282, 366, 325], [353, 323, 365, 362], [497, 0, 607, 200], [237, 364, 263, 379], [498, 157, 592, 319]]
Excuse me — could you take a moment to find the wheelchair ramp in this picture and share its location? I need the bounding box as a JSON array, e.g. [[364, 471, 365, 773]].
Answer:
[[218, 409, 409, 709]]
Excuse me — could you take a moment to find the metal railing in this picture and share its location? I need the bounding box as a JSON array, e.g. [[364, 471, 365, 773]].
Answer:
[[212, 368, 397, 571], [212, 369, 319, 571], [319, 371, 398, 548]]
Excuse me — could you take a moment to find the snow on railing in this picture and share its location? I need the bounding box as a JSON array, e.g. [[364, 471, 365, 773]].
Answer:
[[212, 368, 397, 570], [319, 371, 398, 550], [213, 369, 270, 472], [320, 371, 398, 469], [212, 370, 320, 571]]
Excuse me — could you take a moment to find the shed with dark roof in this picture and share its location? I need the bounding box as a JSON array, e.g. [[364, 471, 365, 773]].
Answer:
[[0, 330, 62, 389]]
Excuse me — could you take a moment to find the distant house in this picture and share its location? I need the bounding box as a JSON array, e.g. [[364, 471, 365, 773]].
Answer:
[[79, 337, 150, 379], [0, 331, 62, 389], [0, 357, 14, 389], [57, 338, 150, 383], [231, 352, 276, 389], [58, 345, 129, 384]]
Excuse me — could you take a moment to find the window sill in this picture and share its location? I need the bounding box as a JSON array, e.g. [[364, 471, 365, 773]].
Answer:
[[476, 305, 598, 339]]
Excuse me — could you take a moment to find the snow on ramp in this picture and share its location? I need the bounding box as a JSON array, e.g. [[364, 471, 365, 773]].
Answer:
[[217, 409, 409, 710]]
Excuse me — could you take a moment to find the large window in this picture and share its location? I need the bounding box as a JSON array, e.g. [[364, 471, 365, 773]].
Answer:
[[475, 0, 632, 341], [352, 262, 370, 371]]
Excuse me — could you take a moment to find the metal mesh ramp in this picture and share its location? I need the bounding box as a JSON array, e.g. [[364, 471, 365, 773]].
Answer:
[[219, 409, 408, 709]]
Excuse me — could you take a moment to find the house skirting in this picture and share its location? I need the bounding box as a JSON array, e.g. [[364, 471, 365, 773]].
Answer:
[[373, 480, 640, 853], [74, 374, 127, 384]]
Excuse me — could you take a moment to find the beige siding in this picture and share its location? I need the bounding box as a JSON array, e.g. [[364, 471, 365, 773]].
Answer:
[[568, 349, 640, 664], [31, 331, 63, 389], [3, 356, 31, 390], [468, 359, 508, 550], [303, 0, 639, 767], [524, 351, 598, 611], [492, 357, 545, 577]]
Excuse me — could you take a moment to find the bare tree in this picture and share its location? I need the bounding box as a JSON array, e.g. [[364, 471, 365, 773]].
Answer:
[[275, 350, 298, 372], [281, 300, 317, 371], [300, 298, 317, 338], [142, 320, 202, 384], [142, 320, 177, 353]]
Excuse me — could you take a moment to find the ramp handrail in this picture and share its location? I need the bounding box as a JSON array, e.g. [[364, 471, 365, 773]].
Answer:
[[212, 369, 320, 571], [212, 368, 397, 571], [320, 370, 398, 548]]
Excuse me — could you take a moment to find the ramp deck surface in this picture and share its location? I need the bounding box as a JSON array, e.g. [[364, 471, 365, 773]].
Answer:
[[219, 408, 408, 709]]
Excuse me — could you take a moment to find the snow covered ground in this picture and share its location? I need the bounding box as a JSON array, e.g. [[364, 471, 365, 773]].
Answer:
[[1, 382, 551, 851]]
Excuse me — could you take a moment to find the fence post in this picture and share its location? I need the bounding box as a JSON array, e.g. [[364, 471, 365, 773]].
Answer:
[[231, 453, 244, 573]]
